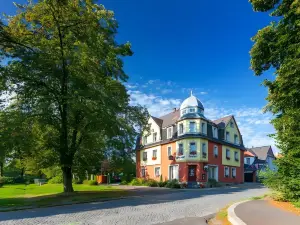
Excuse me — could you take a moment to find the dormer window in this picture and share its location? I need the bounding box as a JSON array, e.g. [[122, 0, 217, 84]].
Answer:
[[189, 108, 196, 113], [167, 127, 173, 139], [213, 127, 218, 138], [201, 122, 207, 134]]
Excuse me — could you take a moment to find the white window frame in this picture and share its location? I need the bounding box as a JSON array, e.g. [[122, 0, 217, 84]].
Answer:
[[152, 149, 157, 158], [153, 132, 157, 142], [213, 127, 218, 138], [246, 158, 250, 165], [168, 164, 179, 180], [213, 145, 218, 157], [167, 126, 173, 139], [189, 142, 197, 154], [201, 122, 207, 134], [231, 167, 236, 178], [178, 143, 184, 155], [189, 121, 196, 132], [234, 134, 239, 144], [234, 151, 239, 161], [167, 146, 172, 156], [224, 166, 229, 177], [226, 131, 230, 141], [226, 149, 230, 159], [154, 166, 161, 177], [179, 123, 184, 135], [143, 136, 147, 145], [143, 152, 147, 161], [189, 108, 196, 113]]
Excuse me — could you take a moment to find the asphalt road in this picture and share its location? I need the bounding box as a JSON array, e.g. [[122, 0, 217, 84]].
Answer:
[[0, 185, 268, 225]]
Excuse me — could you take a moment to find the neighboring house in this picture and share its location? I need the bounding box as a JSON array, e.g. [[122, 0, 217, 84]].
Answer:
[[244, 145, 277, 182], [136, 93, 246, 187]]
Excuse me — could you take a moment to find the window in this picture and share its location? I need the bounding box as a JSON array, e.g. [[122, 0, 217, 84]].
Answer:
[[152, 149, 157, 159], [234, 151, 239, 161], [182, 109, 186, 115], [189, 121, 196, 132], [153, 132, 157, 142], [246, 158, 250, 165], [213, 127, 218, 138], [189, 108, 196, 113], [224, 167, 229, 177], [143, 136, 147, 145], [167, 127, 173, 139], [143, 152, 147, 161], [234, 134, 239, 144], [226, 149, 230, 159], [214, 145, 218, 157], [167, 146, 172, 156], [169, 165, 179, 180], [226, 131, 230, 141], [155, 167, 160, 177], [231, 168, 236, 178], [202, 143, 207, 158], [201, 122, 207, 134], [179, 124, 184, 134], [141, 167, 146, 177], [230, 121, 234, 128], [189, 142, 197, 155], [178, 143, 184, 155]]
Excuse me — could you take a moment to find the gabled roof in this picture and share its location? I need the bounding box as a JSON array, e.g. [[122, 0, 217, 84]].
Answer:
[[213, 115, 233, 128], [245, 151, 255, 157], [247, 146, 272, 160], [151, 116, 163, 127], [159, 109, 180, 128]]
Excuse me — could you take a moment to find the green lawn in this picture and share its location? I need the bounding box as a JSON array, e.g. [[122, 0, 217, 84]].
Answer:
[[0, 184, 129, 211]]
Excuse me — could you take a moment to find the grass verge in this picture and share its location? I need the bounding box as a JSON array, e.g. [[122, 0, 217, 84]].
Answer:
[[0, 184, 129, 211]]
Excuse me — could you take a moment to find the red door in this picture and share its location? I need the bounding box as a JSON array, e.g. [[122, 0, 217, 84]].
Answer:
[[188, 165, 197, 182]]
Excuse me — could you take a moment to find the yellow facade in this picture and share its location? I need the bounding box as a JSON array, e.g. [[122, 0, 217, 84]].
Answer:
[[222, 145, 241, 167], [178, 119, 207, 134], [175, 138, 208, 162], [225, 118, 240, 144]]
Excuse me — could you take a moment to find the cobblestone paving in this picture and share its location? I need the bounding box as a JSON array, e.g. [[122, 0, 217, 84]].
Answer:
[[0, 186, 268, 225]]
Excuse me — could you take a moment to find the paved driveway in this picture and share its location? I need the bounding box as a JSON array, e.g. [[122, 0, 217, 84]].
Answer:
[[0, 185, 268, 225]]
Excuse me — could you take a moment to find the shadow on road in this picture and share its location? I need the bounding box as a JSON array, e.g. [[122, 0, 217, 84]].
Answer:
[[0, 183, 265, 222]]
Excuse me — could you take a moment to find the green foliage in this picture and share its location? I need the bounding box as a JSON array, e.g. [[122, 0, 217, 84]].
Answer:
[[83, 180, 90, 185], [145, 179, 159, 187], [207, 178, 218, 187], [0, 0, 149, 193], [250, 0, 300, 202], [129, 178, 147, 186], [72, 179, 83, 184], [48, 175, 63, 184], [88, 180, 98, 186], [165, 179, 180, 189], [41, 167, 62, 179], [160, 175, 163, 182], [158, 181, 168, 187]]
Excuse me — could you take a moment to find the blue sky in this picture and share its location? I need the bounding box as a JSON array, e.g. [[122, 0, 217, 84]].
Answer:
[[0, 1, 278, 152]]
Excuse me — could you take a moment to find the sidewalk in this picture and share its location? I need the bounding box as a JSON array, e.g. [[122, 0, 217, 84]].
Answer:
[[234, 200, 300, 225]]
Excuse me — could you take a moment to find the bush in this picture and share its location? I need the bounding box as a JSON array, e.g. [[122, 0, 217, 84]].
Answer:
[[146, 179, 159, 187], [88, 180, 98, 186], [48, 175, 63, 184], [207, 178, 218, 187], [0, 177, 14, 184], [129, 178, 147, 186], [121, 174, 134, 184], [72, 179, 83, 184], [120, 180, 128, 185], [158, 181, 167, 187], [165, 179, 180, 189]]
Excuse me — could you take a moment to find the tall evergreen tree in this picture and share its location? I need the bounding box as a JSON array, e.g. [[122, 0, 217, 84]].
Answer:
[[0, 0, 148, 192], [250, 0, 300, 200]]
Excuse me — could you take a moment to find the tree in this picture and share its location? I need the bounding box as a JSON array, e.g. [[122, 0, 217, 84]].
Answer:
[[0, 0, 148, 192], [249, 0, 300, 201]]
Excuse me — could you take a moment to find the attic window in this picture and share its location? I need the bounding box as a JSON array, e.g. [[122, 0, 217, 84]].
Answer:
[[230, 121, 234, 128], [189, 108, 196, 113]]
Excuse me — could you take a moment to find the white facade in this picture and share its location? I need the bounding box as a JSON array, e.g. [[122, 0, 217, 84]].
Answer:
[[140, 145, 161, 166], [142, 117, 161, 145]]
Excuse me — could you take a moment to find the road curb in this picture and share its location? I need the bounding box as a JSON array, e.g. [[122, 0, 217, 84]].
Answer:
[[227, 200, 249, 225]]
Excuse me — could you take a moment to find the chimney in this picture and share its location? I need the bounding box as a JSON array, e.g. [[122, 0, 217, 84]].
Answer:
[[173, 107, 177, 112]]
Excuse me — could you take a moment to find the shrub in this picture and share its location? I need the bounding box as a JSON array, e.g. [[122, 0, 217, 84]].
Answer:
[[88, 180, 98, 186], [165, 179, 180, 189], [146, 179, 159, 187], [1, 177, 14, 184], [207, 178, 218, 187], [72, 179, 83, 184], [129, 178, 146, 186], [120, 180, 128, 185], [48, 175, 63, 184], [158, 181, 167, 187]]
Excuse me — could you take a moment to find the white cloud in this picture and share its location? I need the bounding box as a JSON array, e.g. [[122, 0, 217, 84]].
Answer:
[[200, 91, 208, 95]]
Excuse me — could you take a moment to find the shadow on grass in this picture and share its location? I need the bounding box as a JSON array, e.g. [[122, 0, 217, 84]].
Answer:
[[0, 183, 266, 222]]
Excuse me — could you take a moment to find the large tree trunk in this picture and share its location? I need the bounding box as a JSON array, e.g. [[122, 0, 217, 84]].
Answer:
[[62, 166, 74, 193], [0, 161, 3, 177]]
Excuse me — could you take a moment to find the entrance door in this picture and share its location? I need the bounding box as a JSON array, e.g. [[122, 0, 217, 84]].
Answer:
[[208, 166, 218, 181], [188, 165, 197, 182]]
